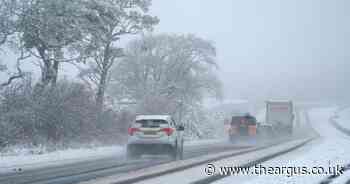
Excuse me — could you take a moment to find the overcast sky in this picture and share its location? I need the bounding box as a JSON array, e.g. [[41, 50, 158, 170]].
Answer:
[[1, 0, 349, 103], [150, 0, 350, 102]]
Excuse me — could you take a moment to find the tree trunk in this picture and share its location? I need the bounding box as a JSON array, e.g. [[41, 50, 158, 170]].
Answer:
[[40, 60, 52, 88], [96, 43, 111, 111], [50, 48, 62, 87], [51, 59, 59, 86], [96, 68, 108, 111], [37, 47, 60, 89]]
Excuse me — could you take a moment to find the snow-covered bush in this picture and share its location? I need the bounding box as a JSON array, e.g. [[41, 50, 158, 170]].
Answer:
[[0, 79, 131, 151]]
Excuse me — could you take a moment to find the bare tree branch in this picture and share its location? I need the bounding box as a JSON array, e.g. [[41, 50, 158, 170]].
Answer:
[[1, 50, 30, 87]]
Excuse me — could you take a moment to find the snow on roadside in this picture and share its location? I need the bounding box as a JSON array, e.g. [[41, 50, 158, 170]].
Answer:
[[0, 145, 125, 174], [332, 170, 350, 184], [335, 108, 350, 130], [216, 107, 350, 184]]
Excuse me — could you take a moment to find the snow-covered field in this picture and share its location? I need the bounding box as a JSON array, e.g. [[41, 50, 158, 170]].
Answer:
[[335, 108, 350, 130], [216, 107, 350, 184]]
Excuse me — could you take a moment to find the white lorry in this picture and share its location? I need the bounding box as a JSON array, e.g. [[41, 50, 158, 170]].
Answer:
[[265, 100, 294, 135]]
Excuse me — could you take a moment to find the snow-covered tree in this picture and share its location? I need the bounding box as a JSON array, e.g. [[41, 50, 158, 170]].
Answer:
[[0, 0, 30, 88], [0, 0, 15, 72], [76, 0, 159, 110], [14, 0, 85, 88], [0, 0, 16, 47], [110, 34, 222, 136]]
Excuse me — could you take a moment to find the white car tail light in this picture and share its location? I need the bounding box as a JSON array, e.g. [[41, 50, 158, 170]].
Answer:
[[161, 128, 174, 136]]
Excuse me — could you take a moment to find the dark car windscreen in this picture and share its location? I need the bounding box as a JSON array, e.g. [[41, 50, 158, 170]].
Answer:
[[136, 119, 168, 128], [231, 116, 257, 126]]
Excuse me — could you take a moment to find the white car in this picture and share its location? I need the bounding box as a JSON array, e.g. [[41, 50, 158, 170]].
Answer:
[[126, 115, 185, 160]]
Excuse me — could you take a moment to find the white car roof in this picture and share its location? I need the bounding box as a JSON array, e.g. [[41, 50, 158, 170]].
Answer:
[[266, 100, 292, 103], [135, 115, 172, 121]]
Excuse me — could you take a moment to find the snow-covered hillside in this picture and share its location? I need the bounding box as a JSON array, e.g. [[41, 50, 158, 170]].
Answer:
[[336, 108, 350, 130]]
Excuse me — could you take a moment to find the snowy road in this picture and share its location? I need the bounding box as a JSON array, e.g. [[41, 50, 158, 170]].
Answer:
[[1, 108, 346, 184], [215, 108, 350, 184], [0, 139, 229, 174], [0, 139, 251, 184], [81, 108, 312, 184], [103, 107, 348, 184]]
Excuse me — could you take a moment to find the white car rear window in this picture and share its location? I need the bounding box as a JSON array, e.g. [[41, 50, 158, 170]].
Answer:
[[135, 120, 168, 128]]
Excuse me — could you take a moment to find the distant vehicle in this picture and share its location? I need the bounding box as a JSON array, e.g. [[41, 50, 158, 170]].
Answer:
[[226, 113, 257, 142], [126, 115, 185, 160], [265, 100, 294, 135]]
